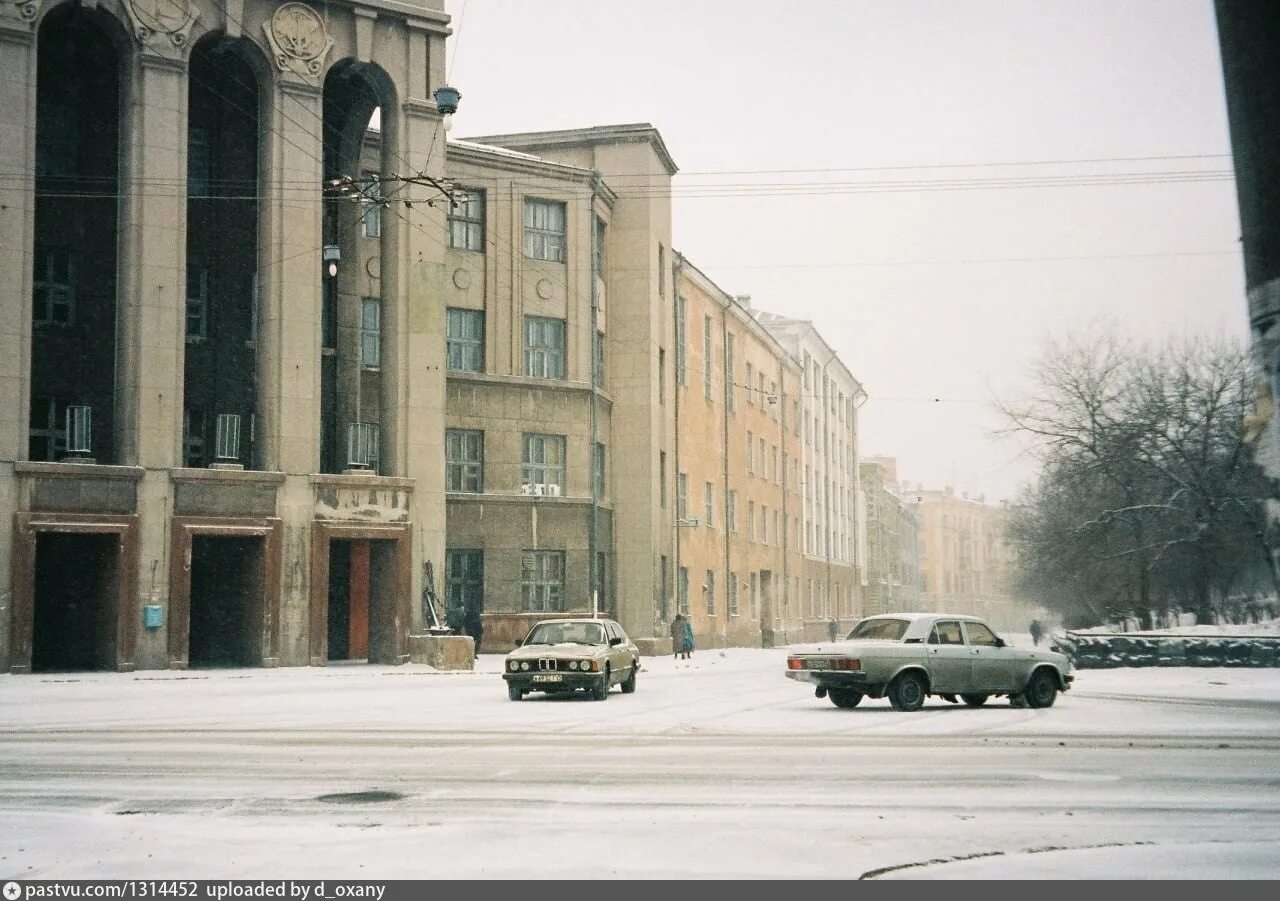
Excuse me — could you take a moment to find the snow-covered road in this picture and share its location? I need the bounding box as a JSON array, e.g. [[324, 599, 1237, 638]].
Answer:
[[2, 649, 1278, 879]]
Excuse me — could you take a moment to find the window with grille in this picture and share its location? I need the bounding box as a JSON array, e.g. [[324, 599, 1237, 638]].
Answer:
[[703, 314, 713, 400], [522, 433, 565, 490], [183, 409, 206, 468], [524, 315, 565, 380], [446, 307, 484, 373], [348, 422, 379, 470], [523, 198, 565, 262], [361, 297, 380, 366], [522, 550, 565, 612], [446, 429, 484, 492], [448, 189, 484, 251], [37, 103, 77, 179], [678, 566, 689, 616], [446, 549, 484, 620], [727, 490, 737, 533], [593, 442, 606, 498], [33, 248, 75, 326], [675, 296, 687, 386], [29, 398, 66, 462], [676, 473, 688, 520], [703, 481, 714, 527]]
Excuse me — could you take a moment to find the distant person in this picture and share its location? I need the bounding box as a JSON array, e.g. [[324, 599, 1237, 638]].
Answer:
[[827, 618, 839, 642], [670, 614, 694, 660], [681, 616, 695, 660], [464, 600, 484, 656], [1029, 619, 1043, 646]]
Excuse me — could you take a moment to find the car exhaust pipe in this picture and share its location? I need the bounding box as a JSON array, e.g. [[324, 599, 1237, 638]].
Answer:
[[814, 686, 827, 699]]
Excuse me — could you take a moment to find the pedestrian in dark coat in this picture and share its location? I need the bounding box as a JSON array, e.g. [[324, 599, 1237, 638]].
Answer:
[[680, 616, 695, 659], [464, 602, 484, 656], [1029, 619, 1043, 646]]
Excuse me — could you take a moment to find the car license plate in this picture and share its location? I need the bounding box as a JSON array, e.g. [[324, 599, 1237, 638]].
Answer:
[[532, 674, 563, 683]]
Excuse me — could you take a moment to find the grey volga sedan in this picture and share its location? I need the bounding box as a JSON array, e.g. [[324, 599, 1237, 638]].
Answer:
[[785, 613, 1073, 711]]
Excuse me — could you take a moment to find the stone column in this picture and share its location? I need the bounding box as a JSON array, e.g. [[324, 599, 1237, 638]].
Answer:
[[399, 20, 449, 629], [0, 9, 38, 672], [116, 27, 192, 669], [258, 72, 326, 664]]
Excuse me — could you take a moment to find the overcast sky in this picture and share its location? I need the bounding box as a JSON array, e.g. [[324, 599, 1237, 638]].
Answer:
[[445, 0, 1249, 502]]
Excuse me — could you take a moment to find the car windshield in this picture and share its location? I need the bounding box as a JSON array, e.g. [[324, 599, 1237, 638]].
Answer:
[[846, 618, 910, 642], [524, 622, 605, 646]]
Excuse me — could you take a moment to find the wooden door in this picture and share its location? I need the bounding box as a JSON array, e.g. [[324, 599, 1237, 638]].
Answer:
[[348, 540, 370, 659]]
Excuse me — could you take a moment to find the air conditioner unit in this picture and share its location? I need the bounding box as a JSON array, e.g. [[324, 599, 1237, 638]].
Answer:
[[521, 483, 536, 496], [766, 395, 780, 405], [532, 483, 546, 497], [545, 484, 562, 497]]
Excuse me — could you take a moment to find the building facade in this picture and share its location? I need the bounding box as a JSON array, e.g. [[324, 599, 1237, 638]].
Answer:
[[1, 0, 452, 672], [913, 487, 1029, 630], [754, 313, 867, 639], [671, 260, 804, 649], [861, 456, 921, 616]]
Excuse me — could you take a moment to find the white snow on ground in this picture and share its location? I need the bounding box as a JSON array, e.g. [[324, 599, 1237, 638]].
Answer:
[[1, 650, 1278, 880]]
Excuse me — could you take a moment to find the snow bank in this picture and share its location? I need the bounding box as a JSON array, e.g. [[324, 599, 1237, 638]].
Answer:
[[1053, 632, 1280, 669]]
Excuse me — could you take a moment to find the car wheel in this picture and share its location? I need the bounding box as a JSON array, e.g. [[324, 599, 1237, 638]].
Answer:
[[620, 662, 637, 694], [828, 689, 863, 709], [507, 683, 523, 702], [888, 671, 927, 712], [1025, 669, 1059, 709], [960, 693, 989, 707], [592, 668, 610, 701]]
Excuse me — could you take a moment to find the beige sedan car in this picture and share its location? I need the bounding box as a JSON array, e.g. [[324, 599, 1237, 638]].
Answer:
[[786, 613, 1073, 711], [503, 618, 640, 701]]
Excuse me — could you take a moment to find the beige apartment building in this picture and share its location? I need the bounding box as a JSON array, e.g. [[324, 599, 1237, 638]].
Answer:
[[860, 456, 921, 615], [1, 0, 453, 673], [754, 313, 867, 640], [914, 486, 1029, 630], [671, 260, 804, 649]]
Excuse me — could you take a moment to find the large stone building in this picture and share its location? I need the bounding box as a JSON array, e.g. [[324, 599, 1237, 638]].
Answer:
[[913, 486, 1026, 630], [2, 1, 874, 670], [860, 456, 920, 616], [753, 313, 867, 639], [1, 0, 453, 673]]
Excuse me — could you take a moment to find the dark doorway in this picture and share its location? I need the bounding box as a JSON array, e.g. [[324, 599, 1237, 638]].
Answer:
[[327, 539, 369, 660], [189, 536, 264, 667], [32, 532, 117, 672]]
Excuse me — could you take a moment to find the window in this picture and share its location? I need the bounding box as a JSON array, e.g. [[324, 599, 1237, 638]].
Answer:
[[523, 198, 566, 262], [659, 451, 667, 508], [678, 566, 689, 616], [522, 550, 565, 612], [593, 330, 605, 388], [746, 362, 754, 405], [28, 397, 67, 462], [594, 442, 606, 498], [725, 332, 735, 413], [772, 446, 780, 483], [704, 481, 714, 527], [675, 296, 687, 386], [703, 314, 713, 400], [747, 501, 755, 540], [660, 555, 670, 621], [728, 574, 739, 616], [658, 243, 666, 297], [750, 572, 759, 620], [594, 216, 607, 277], [761, 505, 769, 545], [522, 433, 565, 491], [34, 248, 75, 326], [446, 307, 484, 373], [759, 438, 766, 475], [727, 490, 737, 533], [658, 348, 666, 405], [361, 297, 381, 366], [182, 267, 208, 341], [705, 570, 716, 616], [524, 315, 565, 380], [965, 622, 1001, 647], [448, 188, 484, 250], [37, 102, 77, 179], [361, 171, 381, 238], [446, 549, 484, 623], [770, 381, 778, 418], [746, 431, 754, 474], [929, 621, 965, 645], [182, 408, 206, 468], [446, 429, 483, 492], [677, 473, 688, 520]]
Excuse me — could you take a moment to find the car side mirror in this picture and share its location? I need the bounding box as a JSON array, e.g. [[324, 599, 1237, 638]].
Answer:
[[995, 637, 1006, 648], [609, 636, 623, 647]]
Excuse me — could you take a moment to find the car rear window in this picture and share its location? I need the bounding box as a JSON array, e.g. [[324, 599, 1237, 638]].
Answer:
[[847, 618, 909, 641]]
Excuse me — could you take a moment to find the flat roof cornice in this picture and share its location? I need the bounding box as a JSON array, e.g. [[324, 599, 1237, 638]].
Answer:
[[460, 124, 679, 176]]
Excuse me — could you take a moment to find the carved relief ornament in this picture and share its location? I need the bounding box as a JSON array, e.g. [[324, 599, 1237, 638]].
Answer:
[[122, 0, 199, 49], [263, 2, 333, 79]]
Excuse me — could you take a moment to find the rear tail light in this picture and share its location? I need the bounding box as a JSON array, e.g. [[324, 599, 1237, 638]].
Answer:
[[787, 657, 803, 670], [833, 658, 861, 671]]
